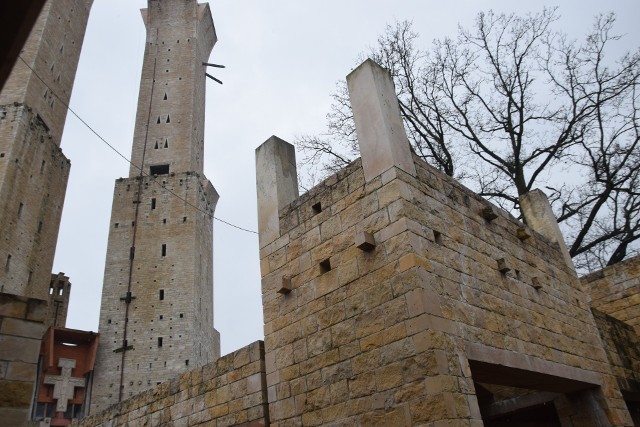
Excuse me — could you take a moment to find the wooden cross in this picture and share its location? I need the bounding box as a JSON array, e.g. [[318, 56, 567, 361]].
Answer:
[[44, 358, 86, 413]]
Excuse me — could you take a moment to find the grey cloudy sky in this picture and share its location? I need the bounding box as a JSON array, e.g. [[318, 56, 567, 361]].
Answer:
[[53, 0, 640, 355]]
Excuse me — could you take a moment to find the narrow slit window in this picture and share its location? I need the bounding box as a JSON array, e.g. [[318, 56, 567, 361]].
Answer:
[[41, 160, 45, 173], [166, 115, 171, 123], [434, 230, 443, 245], [164, 139, 168, 148], [151, 198, 156, 209], [18, 202, 23, 217], [49, 282, 54, 295], [159, 289, 164, 300], [157, 117, 161, 124], [5, 254, 11, 271], [163, 93, 168, 100], [28, 271, 33, 285], [38, 221, 43, 232], [154, 141, 159, 149], [58, 286, 64, 296], [161, 244, 166, 257], [157, 337, 163, 348]]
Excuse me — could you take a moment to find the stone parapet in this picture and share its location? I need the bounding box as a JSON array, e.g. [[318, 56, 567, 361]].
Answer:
[[74, 341, 268, 427]]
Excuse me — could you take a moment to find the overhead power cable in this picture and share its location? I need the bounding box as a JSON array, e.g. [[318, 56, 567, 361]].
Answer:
[[17, 55, 258, 235]]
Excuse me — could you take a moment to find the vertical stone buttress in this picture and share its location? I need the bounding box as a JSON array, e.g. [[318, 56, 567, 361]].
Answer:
[[91, 0, 220, 413], [0, 0, 93, 300]]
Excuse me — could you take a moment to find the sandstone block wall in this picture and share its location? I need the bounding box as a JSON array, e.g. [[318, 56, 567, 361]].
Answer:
[[0, 293, 48, 427], [74, 341, 268, 427], [585, 255, 640, 334], [257, 152, 632, 425]]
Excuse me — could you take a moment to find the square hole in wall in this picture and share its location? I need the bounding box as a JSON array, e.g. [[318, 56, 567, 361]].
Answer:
[[312, 202, 322, 214], [433, 230, 443, 245], [320, 258, 332, 274]]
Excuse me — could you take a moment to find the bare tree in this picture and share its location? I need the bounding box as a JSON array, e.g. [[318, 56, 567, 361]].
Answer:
[[295, 10, 640, 271]]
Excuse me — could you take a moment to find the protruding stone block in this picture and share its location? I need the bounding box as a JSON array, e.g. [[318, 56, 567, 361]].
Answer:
[[497, 258, 511, 274], [480, 206, 498, 222], [355, 231, 376, 252], [255, 136, 299, 249], [346, 59, 416, 182], [278, 277, 292, 295], [520, 189, 575, 272], [516, 228, 531, 241]]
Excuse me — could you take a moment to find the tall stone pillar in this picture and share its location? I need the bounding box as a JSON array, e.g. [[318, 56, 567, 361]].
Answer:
[[520, 189, 575, 272], [255, 136, 299, 249], [91, 0, 220, 413], [346, 58, 416, 182], [0, 1, 93, 425]]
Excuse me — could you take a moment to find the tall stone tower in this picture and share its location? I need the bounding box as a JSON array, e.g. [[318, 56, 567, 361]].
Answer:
[[90, 0, 220, 413], [0, 0, 93, 300]]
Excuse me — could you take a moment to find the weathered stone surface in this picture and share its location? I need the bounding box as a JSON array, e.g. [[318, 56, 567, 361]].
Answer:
[[91, 0, 221, 413]]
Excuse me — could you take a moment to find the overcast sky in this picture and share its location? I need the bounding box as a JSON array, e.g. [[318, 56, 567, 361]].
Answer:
[[53, 0, 640, 356]]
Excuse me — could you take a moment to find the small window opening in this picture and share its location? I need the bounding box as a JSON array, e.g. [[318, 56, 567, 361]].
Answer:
[[151, 198, 156, 209], [179, 313, 183, 318], [49, 283, 54, 295], [18, 202, 24, 217], [434, 230, 443, 245], [161, 244, 166, 257], [114, 223, 119, 228], [183, 217, 187, 223], [164, 139, 168, 148], [28, 271, 33, 285], [58, 286, 64, 296], [38, 221, 43, 232], [320, 258, 332, 274], [154, 141, 159, 149], [108, 319, 112, 324], [163, 218, 166, 224], [40, 160, 45, 173], [0, 153, 4, 158], [159, 315, 163, 320], [150, 164, 170, 175], [166, 115, 171, 123], [185, 360, 189, 366], [157, 117, 161, 124], [312, 202, 322, 214], [159, 289, 164, 300], [157, 337, 163, 347], [163, 93, 168, 100], [5, 254, 11, 271]]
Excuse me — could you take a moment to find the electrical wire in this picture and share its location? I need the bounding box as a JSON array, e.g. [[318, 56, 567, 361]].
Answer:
[[17, 55, 258, 235]]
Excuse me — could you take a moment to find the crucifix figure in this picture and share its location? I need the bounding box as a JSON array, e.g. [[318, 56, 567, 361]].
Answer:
[[44, 358, 86, 413]]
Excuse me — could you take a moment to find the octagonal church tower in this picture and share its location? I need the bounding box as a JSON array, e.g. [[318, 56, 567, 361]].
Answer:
[[91, 0, 220, 413]]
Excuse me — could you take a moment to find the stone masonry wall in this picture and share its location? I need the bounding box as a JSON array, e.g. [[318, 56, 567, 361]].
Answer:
[[91, 172, 219, 413], [0, 105, 70, 300], [585, 255, 640, 334], [592, 308, 640, 398], [0, 293, 48, 427], [0, 0, 93, 148], [74, 341, 268, 427], [255, 60, 633, 425]]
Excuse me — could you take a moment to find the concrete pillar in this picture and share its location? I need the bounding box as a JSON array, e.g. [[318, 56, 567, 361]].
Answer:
[[255, 136, 299, 248], [520, 189, 575, 271], [346, 58, 416, 182]]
